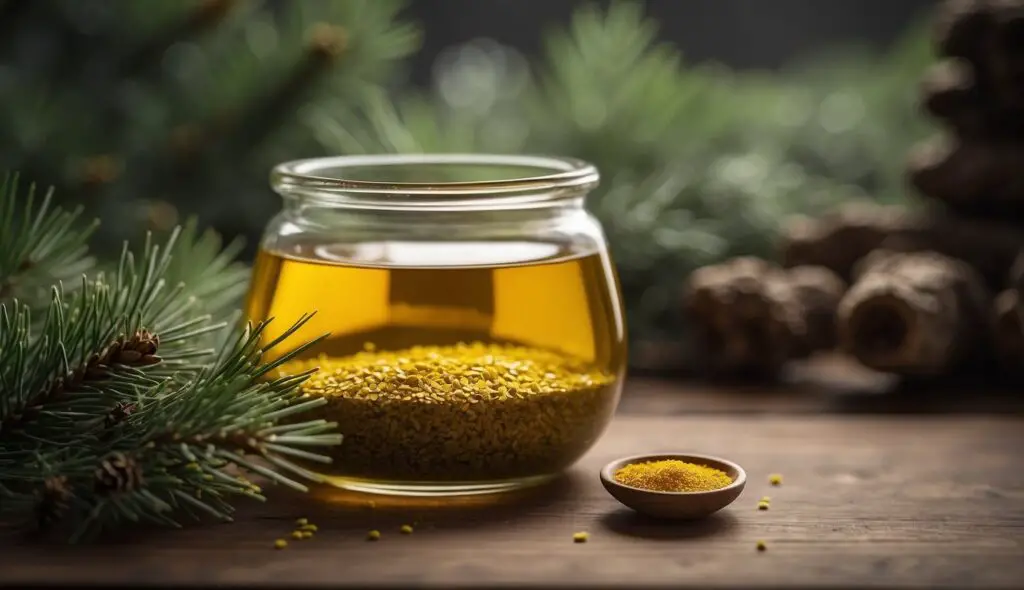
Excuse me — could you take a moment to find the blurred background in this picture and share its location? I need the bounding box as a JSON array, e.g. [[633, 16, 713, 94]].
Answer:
[[406, 0, 936, 82], [12, 0, 1023, 387]]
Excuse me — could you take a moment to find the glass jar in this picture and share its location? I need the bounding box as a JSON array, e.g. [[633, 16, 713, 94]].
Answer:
[[245, 154, 626, 496]]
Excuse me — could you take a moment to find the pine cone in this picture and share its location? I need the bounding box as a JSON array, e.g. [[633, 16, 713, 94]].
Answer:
[[94, 452, 144, 495], [103, 401, 138, 431], [34, 476, 72, 530], [926, 0, 1024, 139], [838, 250, 992, 375], [49, 330, 161, 397], [920, 59, 991, 136], [683, 257, 845, 377], [935, 0, 993, 62], [908, 134, 1024, 215], [989, 0, 1024, 109]]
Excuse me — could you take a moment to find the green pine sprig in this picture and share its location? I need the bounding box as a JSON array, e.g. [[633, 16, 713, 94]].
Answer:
[[0, 172, 96, 305], [0, 175, 340, 542]]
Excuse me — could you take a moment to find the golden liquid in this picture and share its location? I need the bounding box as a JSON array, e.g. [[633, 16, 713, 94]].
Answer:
[[244, 240, 627, 372]]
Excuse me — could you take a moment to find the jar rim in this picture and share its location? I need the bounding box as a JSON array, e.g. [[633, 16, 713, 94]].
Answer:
[[271, 154, 600, 210]]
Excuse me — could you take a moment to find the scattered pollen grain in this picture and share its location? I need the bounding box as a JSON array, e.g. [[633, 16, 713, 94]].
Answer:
[[367, 530, 381, 541], [274, 539, 288, 550], [400, 524, 413, 535], [573, 531, 589, 543]]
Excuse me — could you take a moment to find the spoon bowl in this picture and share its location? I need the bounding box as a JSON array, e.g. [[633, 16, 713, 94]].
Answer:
[[600, 453, 746, 519]]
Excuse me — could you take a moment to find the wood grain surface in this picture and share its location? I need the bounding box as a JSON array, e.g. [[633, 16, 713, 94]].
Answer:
[[2, 413, 1022, 588]]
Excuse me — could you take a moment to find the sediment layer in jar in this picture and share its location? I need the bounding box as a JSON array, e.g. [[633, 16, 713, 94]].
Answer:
[[278, 342, 620, 481]]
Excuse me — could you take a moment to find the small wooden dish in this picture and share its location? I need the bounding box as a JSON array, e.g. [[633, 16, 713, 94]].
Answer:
[[600, 453, 746, 519]]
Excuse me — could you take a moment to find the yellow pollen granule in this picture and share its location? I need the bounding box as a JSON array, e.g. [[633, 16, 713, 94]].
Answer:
[[757, 501, 770, 511], [756, 540, 767, 552], [301, 524, 318, 532], [760, 496, 771, 503], [274, 539, 287, 550], [280, 342, 617, 481], [295, 518, 308, 526], [769, 474, 783, 486], [400, 524, 413, 535], [573, 531, 589, 543], [613, 460, 733, 492], [291, 530, 304, 540], [367, 530, 381, 541]]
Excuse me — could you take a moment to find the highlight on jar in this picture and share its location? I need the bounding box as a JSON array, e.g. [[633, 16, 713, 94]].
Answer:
[[244, 154, 628, 496]]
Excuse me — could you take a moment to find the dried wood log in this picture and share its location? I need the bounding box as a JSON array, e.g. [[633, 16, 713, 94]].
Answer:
[[683, 257, 845, 377], [780, 201, 1024, 289], [837, 250, 992, 376]]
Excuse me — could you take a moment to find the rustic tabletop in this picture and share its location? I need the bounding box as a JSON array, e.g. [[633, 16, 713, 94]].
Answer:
[[2, 362, 1023, 588]]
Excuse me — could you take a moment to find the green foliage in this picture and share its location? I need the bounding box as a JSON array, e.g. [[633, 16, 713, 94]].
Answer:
[[307, 1, 936, 352], [0, 176, 339, 542], [0, 0, 419, 255], [2, 0, 939, 364]]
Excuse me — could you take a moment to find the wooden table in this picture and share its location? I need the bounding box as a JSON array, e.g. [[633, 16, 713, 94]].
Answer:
[[2, 373, 1023, 588]]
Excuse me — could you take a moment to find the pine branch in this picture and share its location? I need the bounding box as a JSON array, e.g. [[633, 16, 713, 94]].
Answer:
[[117, 0, 238, 78], [0, 172, 96, 304], [20, 316, 338, 543], [226, 22, 349, 150], [0, 232, 223, 448]]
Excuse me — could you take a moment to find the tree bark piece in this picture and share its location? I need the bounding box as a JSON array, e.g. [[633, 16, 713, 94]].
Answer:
[[683, 257, 845, 377], [780, 201, 1024, 289], [837, 250, 992, 376]]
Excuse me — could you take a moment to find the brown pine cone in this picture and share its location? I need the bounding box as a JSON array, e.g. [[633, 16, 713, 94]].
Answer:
[[94, 452, 145, 495], [935, 0, 994, 62], [907, 134, 1024, 215], [683, 258, 845, 377], [34, 476, 73, 530]]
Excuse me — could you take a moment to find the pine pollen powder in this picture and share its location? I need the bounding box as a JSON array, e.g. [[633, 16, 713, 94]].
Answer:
[[614, 459, 733, 492], [281, 342, 618, 481]]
